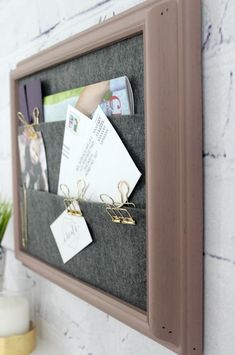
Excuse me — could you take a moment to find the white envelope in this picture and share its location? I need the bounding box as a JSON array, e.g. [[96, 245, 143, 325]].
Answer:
[[58, 105, 141, 203]]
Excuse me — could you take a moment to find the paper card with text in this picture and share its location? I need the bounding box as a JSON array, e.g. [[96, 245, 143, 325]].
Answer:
[[50, 201, 92, 263], [58, 105, 141, 203]]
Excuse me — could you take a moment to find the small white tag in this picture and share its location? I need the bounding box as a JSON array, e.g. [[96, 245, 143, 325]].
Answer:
[[50, 201, 92, 263]]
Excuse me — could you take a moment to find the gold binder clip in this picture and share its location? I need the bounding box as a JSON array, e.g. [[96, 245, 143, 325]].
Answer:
[[106, 207, 123, 223], [105, 206, 135, 225], [60, 184, 83, 217], [116, 207, 136, 225], [100, 194, 122, 224], [100, 181, 136, 225], [17, 107, 40, 140], [116, 181, 136, 225]]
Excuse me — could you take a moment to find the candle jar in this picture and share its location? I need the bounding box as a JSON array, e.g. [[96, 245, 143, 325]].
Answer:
[[0, 277, 36, 355]]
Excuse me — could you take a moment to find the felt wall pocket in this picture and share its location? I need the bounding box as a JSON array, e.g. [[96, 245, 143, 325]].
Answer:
[[23, 188, 147, 310]]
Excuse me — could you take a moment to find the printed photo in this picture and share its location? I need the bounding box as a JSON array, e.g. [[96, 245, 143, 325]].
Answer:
[[18, 131, 49, 191]]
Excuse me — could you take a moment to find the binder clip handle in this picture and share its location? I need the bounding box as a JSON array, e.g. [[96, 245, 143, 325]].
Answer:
[[100, 192, 136, 226]]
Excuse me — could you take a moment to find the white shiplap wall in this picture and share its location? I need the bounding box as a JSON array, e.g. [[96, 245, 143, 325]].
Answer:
[[1, 0, 235, 354]]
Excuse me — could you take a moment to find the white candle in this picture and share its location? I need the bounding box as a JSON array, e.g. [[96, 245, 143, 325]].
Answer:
[[0, 295, 30, 337]]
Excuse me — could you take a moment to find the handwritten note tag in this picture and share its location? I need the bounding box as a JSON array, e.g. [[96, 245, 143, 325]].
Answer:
[[50, 201, 92, 263]]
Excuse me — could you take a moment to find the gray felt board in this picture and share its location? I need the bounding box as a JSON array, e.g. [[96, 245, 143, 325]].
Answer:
[[18, 34, 147, 310]]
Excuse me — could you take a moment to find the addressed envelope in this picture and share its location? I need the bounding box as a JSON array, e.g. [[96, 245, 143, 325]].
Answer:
[[58, 105, 141, 203]]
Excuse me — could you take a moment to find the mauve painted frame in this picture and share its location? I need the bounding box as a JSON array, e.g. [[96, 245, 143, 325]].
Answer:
[[10, 1, 203, 354]]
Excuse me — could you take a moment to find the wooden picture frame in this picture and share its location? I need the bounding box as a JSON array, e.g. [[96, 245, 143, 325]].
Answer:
[[10, 0, 203, 354]]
